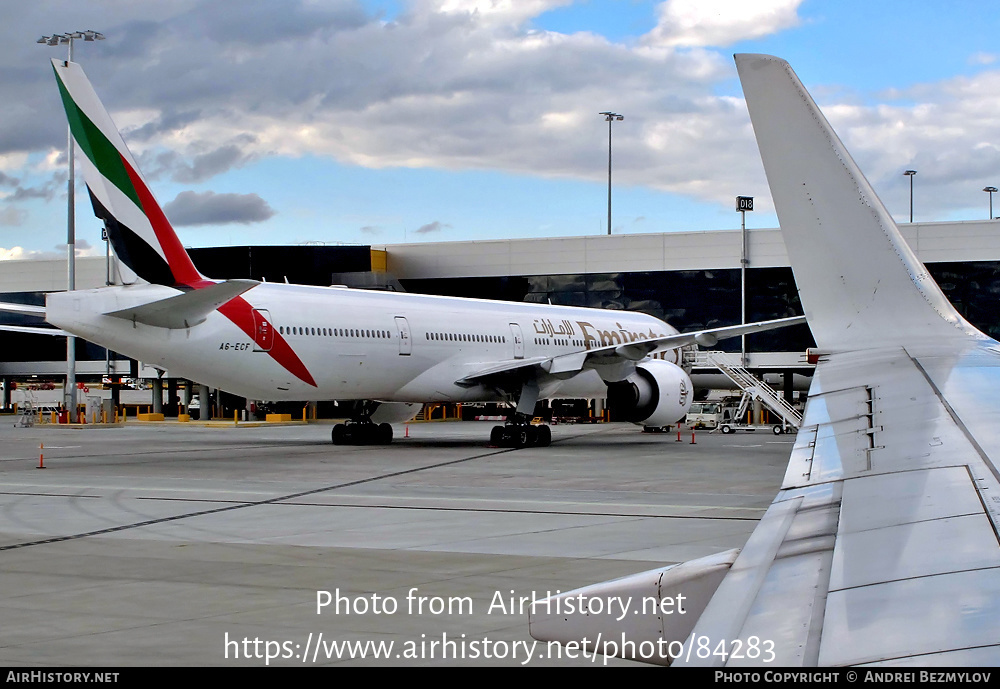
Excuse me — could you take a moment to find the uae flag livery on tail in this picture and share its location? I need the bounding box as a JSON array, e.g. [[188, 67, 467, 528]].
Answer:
[[52, 59, 202, 288], [51, 58, 317, 387]]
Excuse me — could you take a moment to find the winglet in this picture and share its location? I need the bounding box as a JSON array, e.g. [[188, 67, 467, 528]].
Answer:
[[735, 54, 983, 352]]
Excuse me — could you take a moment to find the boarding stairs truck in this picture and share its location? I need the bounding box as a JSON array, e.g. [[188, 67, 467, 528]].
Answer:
[[696, 350, 803, 434]]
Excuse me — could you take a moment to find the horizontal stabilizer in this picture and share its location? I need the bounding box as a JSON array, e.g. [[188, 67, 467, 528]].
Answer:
[[0, 324, 69, 336], [0, 302, 46, 317], [105, 279, 258, 329], [0, 303, 62, 334]]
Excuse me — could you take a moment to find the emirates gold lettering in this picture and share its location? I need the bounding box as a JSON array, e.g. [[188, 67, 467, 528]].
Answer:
[[577, 320, 666, 349]]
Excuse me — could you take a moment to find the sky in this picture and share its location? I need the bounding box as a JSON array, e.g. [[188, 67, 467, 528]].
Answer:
[[3, 0, 1000, 260]]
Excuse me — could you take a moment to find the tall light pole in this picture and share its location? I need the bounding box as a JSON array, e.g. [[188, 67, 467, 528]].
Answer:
[[903, 169, 917, 223], [600, 112, 623, 235], [38, 30, 105, 416], [736, 196, 754, 367], [984, 186, 997, 219]]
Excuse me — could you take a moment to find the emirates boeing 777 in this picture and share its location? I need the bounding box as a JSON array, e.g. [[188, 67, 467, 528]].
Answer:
[[2, 58, 802, 447]]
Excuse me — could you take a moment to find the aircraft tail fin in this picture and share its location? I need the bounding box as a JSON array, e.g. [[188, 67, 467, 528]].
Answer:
[[734, 54, 983, 352], [51, 58, 204, 288]]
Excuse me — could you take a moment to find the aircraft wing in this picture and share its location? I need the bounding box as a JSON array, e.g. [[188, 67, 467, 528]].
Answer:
[[678, 55, 1000, 666], [457, 315, 805, 385], [530, 54, 1000, 666], [675, 343, 1000, 666]]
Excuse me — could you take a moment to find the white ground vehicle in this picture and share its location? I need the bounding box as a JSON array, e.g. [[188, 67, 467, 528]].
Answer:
[[717, 393, 791, 435], [685, 401, 723, 429]]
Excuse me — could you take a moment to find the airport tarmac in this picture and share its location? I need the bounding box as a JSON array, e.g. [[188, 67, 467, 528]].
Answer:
[[0, 420, 792, 667]]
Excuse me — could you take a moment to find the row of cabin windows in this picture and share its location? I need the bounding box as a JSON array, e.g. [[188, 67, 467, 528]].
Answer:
[[426, 332, 506, 344], [276, 327, 593, 351], [275, 327, 607, 353], [279, 326, 391, 339], [534, 337, 584, 347], [276, 326, 508, 344]]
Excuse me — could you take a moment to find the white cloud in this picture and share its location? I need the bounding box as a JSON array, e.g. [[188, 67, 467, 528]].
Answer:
[[815, 69, 1000, 221], [644, 0, 803, 48], [0, 153, 30, 173], [0, 241, 99, 261], [969, 52, 998, 66], [84, 0, 732, 200], [0, 246, 33, 260], [4, 0, 1000, 237], [424, 0, 572, 25]]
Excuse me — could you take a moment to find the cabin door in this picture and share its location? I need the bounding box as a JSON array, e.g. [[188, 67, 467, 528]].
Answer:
[[395, 316, 412, 355], [252, 309, 273, 352]]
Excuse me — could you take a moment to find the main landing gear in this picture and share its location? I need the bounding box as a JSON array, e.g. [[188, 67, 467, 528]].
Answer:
[[488, 379, 552, 448], [332, 421, 393, 445], [331, 401, 397, 445], [489, 419, 551, 448]]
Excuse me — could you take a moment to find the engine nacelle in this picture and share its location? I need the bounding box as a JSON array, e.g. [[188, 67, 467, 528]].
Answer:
[[605, 360, 692, 427]]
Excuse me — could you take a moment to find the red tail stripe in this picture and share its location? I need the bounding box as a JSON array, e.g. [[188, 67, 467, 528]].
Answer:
[[120, 154, 202, 287], [116, 163, 317, 387], [187, 279, 316, 388], [217, 295, 318, 388]]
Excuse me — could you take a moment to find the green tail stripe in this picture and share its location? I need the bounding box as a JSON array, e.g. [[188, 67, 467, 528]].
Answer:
[[53, 63, 143, 211]]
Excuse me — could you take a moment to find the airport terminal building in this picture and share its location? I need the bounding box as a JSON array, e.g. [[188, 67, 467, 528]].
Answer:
[[1, 219, 998, 413]]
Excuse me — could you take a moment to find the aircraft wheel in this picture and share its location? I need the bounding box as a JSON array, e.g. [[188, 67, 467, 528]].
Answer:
[[527, 426, 540, 446], [490, 426, 504, 446], [772, 425, 784, 435], [354, 425, 369, 444], [378, 423, 393, 444], [516, 427, 530, 448], [332, 423, 347, 445], [720, 424, 733, 434], [536, 425, 551, 447]]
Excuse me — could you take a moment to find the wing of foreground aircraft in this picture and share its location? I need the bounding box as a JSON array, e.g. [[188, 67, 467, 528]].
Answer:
[[531, 54, 1000, 665]]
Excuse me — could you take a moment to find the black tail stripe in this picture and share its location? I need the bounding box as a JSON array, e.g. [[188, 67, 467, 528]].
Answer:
[[88, 186, 176, 286]]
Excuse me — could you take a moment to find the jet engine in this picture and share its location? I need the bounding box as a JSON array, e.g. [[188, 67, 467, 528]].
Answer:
[[605, 360, 692, 427]]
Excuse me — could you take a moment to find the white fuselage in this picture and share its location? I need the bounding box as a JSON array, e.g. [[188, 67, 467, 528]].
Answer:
[[47, 282, 680, 402]]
